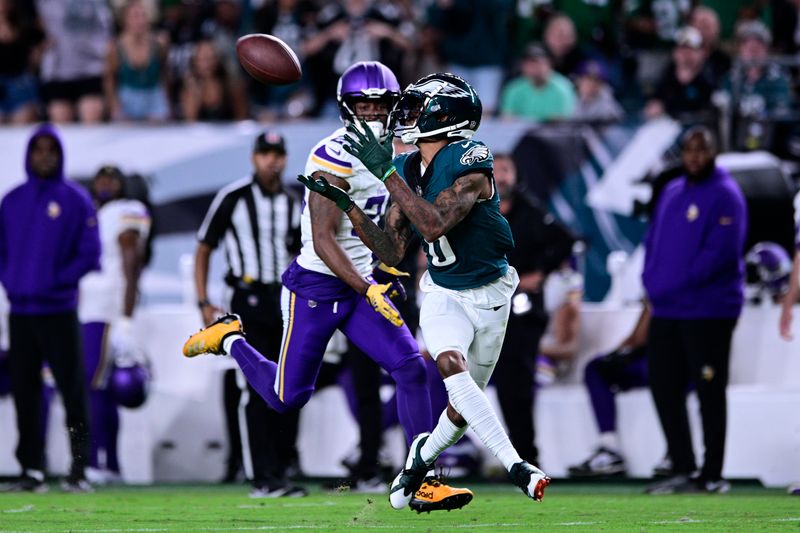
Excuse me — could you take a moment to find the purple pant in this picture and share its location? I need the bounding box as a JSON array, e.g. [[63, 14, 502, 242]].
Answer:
[[231, 281, 432, 445], [584, 350, 649, 434], [82, 322, 119, 472]]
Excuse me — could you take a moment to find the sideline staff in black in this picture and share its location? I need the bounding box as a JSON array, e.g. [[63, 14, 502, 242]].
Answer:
[[194, 131, 303, 496]]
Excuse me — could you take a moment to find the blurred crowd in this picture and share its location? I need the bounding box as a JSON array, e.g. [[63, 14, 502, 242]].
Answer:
[[1, 0, 799, 137]]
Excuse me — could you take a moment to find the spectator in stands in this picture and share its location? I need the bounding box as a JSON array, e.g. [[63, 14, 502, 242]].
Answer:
[[302, 0, 410, 116], [572, 60, 624, 122], [200, 0, 243, 85], [721, 21, 792, 119], [780, 223, 800, 340], [773, 0, 800, 54], [625, 0, 692, 49], [568, 305, 652, 477], [0, 0, 43, 124], [689, 6, 731, 86], [104, 0, 170, 122], [180, 40, 247, 121], [543, 13, 585, 79], [492, 153, 575, 468], [500, 43, 577, 121], [0, 124, 101, 492], [37, 0, 113, 123], [643, 126, 747, 494], [160, 0, 209, 107], [252, 0, 317, 119], [644, 27, 716, 121], [426, 0, 515, 115]]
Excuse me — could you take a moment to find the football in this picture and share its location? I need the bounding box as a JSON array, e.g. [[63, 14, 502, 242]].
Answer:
[[236, 33, 302, 85]]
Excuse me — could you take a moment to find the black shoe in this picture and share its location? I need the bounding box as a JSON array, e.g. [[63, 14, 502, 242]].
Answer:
[[249, 482, 308, 498], [1, 471, 48, 493], [61, 475, 94, 493], [509, 461, 550, 502], [652, 455, 674, 478], [568, 447, 627, 478], [645, 474, 700, 495]]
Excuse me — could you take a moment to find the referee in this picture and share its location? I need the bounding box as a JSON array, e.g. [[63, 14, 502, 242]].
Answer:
[[194, 131, 304, 497]]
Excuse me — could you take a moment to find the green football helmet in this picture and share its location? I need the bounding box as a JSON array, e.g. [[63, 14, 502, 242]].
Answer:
[[391, 73, 482, 145]]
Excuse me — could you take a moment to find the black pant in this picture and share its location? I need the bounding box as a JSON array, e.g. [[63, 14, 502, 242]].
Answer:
[[226, 284, 300, 486], [647, 317, 737, 481], [492, 298, 547, 465], [8, 311, 90, 477]]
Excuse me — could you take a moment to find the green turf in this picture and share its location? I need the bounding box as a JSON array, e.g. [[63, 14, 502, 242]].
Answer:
[[0, 483, 797, 532]]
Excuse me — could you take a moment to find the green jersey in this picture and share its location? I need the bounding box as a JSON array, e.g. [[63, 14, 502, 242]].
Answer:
[[393, 140, 514, 290]]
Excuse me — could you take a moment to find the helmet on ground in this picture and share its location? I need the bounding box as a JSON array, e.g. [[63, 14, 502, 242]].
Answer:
[[337, 61, 401, 141], [392, 72, 482, 145], [746, 241, 792, 297]]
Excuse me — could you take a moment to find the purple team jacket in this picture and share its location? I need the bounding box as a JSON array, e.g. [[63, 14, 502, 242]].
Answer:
[[0, 124, 101, 315], [642, 166, 747, 319]]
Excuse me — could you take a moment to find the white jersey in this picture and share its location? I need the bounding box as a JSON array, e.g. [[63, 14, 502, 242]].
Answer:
[[296, 127, 389, 277], [79, 199, 151, 323]]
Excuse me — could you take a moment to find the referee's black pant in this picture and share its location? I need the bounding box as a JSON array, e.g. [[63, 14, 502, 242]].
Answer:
[[226, 284, 300, 487], [8, 311, 90, 477], [647, 317, 737, 482], [493, 297, 547, 466]]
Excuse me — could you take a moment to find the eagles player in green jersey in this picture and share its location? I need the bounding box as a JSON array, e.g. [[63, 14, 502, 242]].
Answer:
[[298, 73, 550, 510]]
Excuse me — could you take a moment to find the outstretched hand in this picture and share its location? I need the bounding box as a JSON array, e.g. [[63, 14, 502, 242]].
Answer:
[[343, 120, 395, 181], [297, 174, 354, 212]]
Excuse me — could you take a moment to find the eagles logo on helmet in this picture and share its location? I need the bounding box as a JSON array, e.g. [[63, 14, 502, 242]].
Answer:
[[392, 73, 483, 145]]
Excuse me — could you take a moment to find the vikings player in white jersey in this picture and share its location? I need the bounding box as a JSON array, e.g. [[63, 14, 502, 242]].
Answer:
[[184, 62, 473, 512], [78, 165, 150, 484]]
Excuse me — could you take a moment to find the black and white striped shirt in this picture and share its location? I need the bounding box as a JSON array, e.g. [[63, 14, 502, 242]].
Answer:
[[198, 175, 301, 285]]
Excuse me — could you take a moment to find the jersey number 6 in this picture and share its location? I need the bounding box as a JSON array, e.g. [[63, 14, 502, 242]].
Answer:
[[424, 235, 456, 267]]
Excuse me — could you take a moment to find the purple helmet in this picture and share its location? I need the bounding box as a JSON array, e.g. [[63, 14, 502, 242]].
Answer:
[[746, 242, 792, 296], [336, 61, 400, 140], [109, 358, 151, 409]]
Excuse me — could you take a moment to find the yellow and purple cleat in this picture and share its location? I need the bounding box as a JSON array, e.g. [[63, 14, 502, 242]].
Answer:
[[182, 313, 243, 357], [409, 476, 474, 513]]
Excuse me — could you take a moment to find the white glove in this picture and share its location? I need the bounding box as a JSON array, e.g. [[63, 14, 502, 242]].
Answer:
[[109, 317, 135, 360]]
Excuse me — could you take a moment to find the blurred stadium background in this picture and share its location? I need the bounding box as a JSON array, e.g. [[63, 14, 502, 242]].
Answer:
[[0, 0, 799, 495]]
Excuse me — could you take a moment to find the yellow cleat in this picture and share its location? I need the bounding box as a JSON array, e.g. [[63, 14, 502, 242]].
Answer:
[[409, 476, 474, 513], [182, 313, 243, 357]]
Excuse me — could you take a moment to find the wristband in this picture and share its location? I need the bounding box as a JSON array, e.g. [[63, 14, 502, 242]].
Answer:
[[380, 165, 396, 183], [343, 200, 355, 213], [197, 299, 211, 309]]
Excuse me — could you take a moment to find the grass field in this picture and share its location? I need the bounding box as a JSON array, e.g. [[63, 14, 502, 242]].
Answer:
[[0, 482, 797, 532]]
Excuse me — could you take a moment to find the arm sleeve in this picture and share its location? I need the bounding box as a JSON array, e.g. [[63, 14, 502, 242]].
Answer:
[[57, 196, 101, 286], [198, 189, 236, 249], [686, 187, 748, 287]]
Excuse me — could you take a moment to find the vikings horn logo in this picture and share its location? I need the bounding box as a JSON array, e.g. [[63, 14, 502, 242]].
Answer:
[[411, 80, 471, 98], [460, 145, 491, 166]]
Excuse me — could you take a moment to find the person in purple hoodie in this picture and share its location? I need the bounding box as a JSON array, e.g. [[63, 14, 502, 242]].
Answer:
[[642, 126, 747, 495], [0, 124, 101, 493]]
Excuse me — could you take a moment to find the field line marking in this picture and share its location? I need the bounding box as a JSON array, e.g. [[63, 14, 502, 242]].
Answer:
[[2, 505, 34, 513]]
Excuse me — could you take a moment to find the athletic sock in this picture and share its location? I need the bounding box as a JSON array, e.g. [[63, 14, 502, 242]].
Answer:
[[443, 371, 522, 471], [228, 338, 289, 414], [598, 431, 621, 453], [420, 408, 468, 465]]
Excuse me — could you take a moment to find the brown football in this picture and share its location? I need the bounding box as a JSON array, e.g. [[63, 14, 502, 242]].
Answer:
[[236, 33, 302, 85]]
